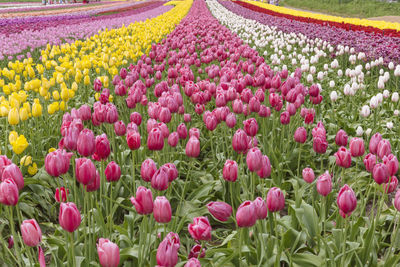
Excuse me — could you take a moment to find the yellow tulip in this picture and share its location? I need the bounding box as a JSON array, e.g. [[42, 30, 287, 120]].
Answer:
[[84, 75, 90, 85], [12, 135, 28, 154], [49, 147, 56, 153], [8, 108, 19, 125], [9, 131, 18, 144], [32, 101, 42, 117], [71, 82, 78, 91], [20, 155, 32, 166], [19, 107, 28, 121], [60, 101, 66, 111], [52, 90, 60, 101], [28, 163, 38, 176]]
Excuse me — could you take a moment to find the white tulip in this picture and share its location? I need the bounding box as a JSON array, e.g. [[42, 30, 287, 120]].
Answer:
[[356, 126, 364, 136], [329, 81, 335, 88], [365, 128, 372, 136], [387, 122, 393, 129], [330, 91, 338, 102], [394, 110, 400, 116], [369, 97, 378, 109], [383, 90, 390, 98], [392, 92, 399, 102]]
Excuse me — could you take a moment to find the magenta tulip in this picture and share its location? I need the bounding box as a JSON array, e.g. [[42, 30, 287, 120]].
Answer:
[[114, 121, 126, 136], [21, 219, 42, 247], [267, 187, 285, 212], [302, 168, 315, 183], [257, 155, 271, 178], [254, 197, 268, 220], [236, 200, 257, 227], [105, 161, 121, 182], [0, 179, 19, 206], [337, 184, 357, 218], [55, 187, 69, 202], [75, 158, 96, 185], [232, 129, 248, 153], [168, 132, 179, 147], [153, 196, 172, 223], [243, 118, 258, 137], [97, 238, 120, 267], [369, 132, 382, 155], [364, 153, 377, 173], [94, 134, 111, 160], [188, 217, 212, 240], [156, 232, 180, 267], [59, 202, 81, 232], [373, 163, 389, 185], [141, 159, 157, 182], [334, 147, 352, 168], [294, 127, 307, 143], [130, 186, 153, 215], [151, 167, 169, 191], [207, 201, 232, 222], [188, 244, 206, 259], [383, 176, 398, 193], [349, 138, 365, 157], [162, 163, 178, 182], [126, 130, 141, 150], [316, 171, 332, 196], [77, 129, 95, 157], [335, 129, 348, 146], [246, 147, 263, 172], [394, 190, 400, 211], [1, 164, 24, 190], [186, 137, 200, 158], [148, 127, 164, 151], [383, 154, 399, 176], [45, 149, 72, 177], [177, 123, 188, 139], [377, 139, 391, 159]]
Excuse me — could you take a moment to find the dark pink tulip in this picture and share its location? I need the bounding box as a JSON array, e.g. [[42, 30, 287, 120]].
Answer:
[[189, 128, 200, 139], [141, 159, 157, 182], [105, 104, 118, 124], [168, 132, 179, 147], [59, 202, 81, 232], [309, 84, 319, 97], [147, 118, 158, 133], [130, 112, 142, 126], [8, 236, 13, 249], [364, 153, 377, 173], [114, 121, 126, 136], [148, 128, 164, 151], [373, 163, 389, 185], [0, 155, 12, 177], [205, 114, 217, 131], [159, 107, 172, 123], [75, 158, 96, 185], [349, 138, 365, 157], [0, 179, 19, 205], [153, 196, 172, 223], [86, 171, 100, 192], [94, 79, 102, 91], [55, 187, 69, 202], [304, 111, 314, 124], [223, 160, 238, 182], [369, 133, 382, 155], [130, 186, 153, 215], [186, 137, 200, 158], [243, 118, 258, 137], [188, 217, 212, 240], [280, 111, 290, 125], [207, 201, 232, 222], [249, 96, 261, 113], [127, 122, 139, 133], [334, 147, 352, 168], [105, 161, 121, 182], [21, 219, 42, 247], [78, 104, 92, 121], [294, 127, 307, 144], [163, 163, 178, 182], [258, 105, 271, 117], [177, 123, 188, 139], [225, 113, 237, 128], [383, 154, 399, 176], [335, 129, 348, 147], [188, 245, 205, 259], [156, 232, 180, 267], [257, 155, 271, 178], [377, 139, 391, 159], [267, 187, 285, 212], [302, 168, 315, 183], [313, 136, 328, 154], [236, 200, 257, 227], [77, 129, 95, 157], [337, 184, 357, 218], [184, 113, 191, 123], [45, 149, 72, 177], [383, 176, 398, 193], [254, 197, 268, 220], [151, 167, 169, 191], [94, 134, 111, 160], [126, 130, 141, 150], [64, 126, 80, 151], [394, 190, 400, 211], [97, 238, 120, 267], [1, 164, 24, 190], [316, 172, 332, 196], [246, 147, 263, 172], [232, 129, 248, 153]]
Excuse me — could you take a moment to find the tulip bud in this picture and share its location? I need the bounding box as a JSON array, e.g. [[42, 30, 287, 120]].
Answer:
[[177, 123, 188, 139], [168, 132, 179, 147], [337, 184, 357, 218], [141, 158, 157, 182], [232, 129, 248, 153], [59, 202, 81, 232], [94, 134, 111, 160], [253, 197, 268, 220], [21, 219, 42, 247], [97, 238, 120, 267], [369, 133, 382, 155], [55, 187, 69, 202], [294, 127, 307, 143], [188, 217, 212, 240], [45, 149, 72, 177], [316, 171, 332, 196], [302, 168, 315, 183], [163, 163, 178, 182], [373, 163, 389, 185], [151, 167, 169, 191], [130, 186, 153, 215], [243, 118, 258, 137], [0, 178, 19, 206], [236, 200, 257, 227], [207, 201, 232, 222], [266, 187, 285, 212], [2, 163, 24, 190], [105, 161, 121, 182], [223, 160, 238, 182], [280, 111, 290, 125], [8, 108, 19, 125], [153, 196, 172, 223], [8, 236, 14, 249]]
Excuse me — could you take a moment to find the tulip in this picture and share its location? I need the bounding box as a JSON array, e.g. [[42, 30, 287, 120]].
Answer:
[[151, 167, 169, 191], [105, 161, 121, 182], [222, 160, 238, 182], [153, 196, 172, 223], [280, 111, 290, 125], [373, 163, 389, 185], [45, 149, 72, 177], [232, 129, 248, 153], [383, 154, 399, 176], [186, 137, 200, 158], [316, 172, 332, 196], [335, 130, 348, 146], [207, 201, 232, 222], [243, 118, 258, 137], [77, 129, 95, 157], [148, 127, 164, 151], [168, 132, 179, 147], [8, 236, 13, 249], [130, 112, 142, 126], [94, 134, 111, 160], [337, 184, 357, 218], [114, 121, 126, 136], [257, 155, 271, 178], [86, 171, 100, 192], [75, 158, 96, 185], [130, 186, 153, 215], [64, 126, 80, 151], [163, 163, 178, 182], [253, 197, 268, 220], [236, 200, 257, 227], [349, 138, 365, 157], [294, 127, 307, 143], [383, 176, 398, 193], [188, 217, 212, 240], [0, 179, 19, 206], [1, 164, 24, 190], [226, 113, 237, 128], [55, 187, 69, 202], [377, 139, 391, 159], [313, 136, 328, 154], [184, 114, 191, 123], [141, 159, 157, 182], [189, 128, 200, 139], [126, 131, 141, 150], [334, 147, 352, 168], [97, 238, 120, 267], [177, 123, 188, 139], [8, 108, 19, 125], [246, 147, 263, 172], [59, 202, 81, 232], [185, 258, 201, 267], [266, 187, 285, 212], [21, 219, 42, 247], [302, 168, 315, 183], [363, 153, 377, 173], [156, 233, 180, 267], [188, 244, 206, 259], [394, 190, 400, 211], [369, 133, 382, 155]]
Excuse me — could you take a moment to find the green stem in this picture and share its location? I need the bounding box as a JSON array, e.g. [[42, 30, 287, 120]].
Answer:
[[8, 206, 22, 267], [132, 150, 136, 193], [274, 213, 281, 267], [70, 232, 76, 267], [341, 218, 348, 266]]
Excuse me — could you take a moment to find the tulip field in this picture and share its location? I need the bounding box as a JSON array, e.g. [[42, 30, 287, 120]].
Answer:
[[1, 0, 400, 266]]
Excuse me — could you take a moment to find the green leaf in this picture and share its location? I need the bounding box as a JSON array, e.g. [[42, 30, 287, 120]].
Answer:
[[291, 253, 323, 267]]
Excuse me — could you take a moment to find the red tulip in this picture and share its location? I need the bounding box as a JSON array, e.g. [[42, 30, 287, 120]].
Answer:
[[94, 134, 111, 160], [335, 129, 348, 147], [59, 202, 81, 232], [316, 171, 332, 196], [363, 153, 377, 173], [148, 127, 164, 151], [130, 186, 153, 215], [126, 130, 141, 150], [141, 159, 157, 182], [337, 184, 357, 218], [45, 149, 72, 177], [105, 161, 121, 182], [257, 155, 271, 178], [97, 238, 120, 267], [186, 137, 200, 158], [0, 179, 19, 206], [334, 147, 352, 168], [55, 187, 69, 202], [246, 147, 263, 172], [21, 219, 42, 247], [156, 232, 180, 267], [369, 132, 382, 155], [207, 201, 232, 222], [236, 200, 257, 227], [153, 196, 172, 223], [75, 158, 96, 185], [373, 163, 389, 185], [1, 164, 24, 190], [188, 217, 212, 240], [302, 168, 315, 183], [294, 127, 307, 143]]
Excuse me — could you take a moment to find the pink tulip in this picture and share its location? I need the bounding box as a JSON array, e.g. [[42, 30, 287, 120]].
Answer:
[[163, 163, 178, 182], [188, 244, 206, 259], [186, 137, 200, 158], [246, 147, 263, 172], [97, 238, 120, 267], [55, 187, 69, 202], [316, 171, 332, 196], [254, 197, 268, 220], [313, 136, 328, 154], [257, 155, 271, 178], [21, 219, 42, 247], [363, 153, 377, 173], [337, 184, 357, 218], [184, 114, 192, 123], [302, 168, 315, 183], [1, 164, 24, 190], [243, 118, 258, 137], [334, 147, 352, 168], [223, 160, 238, 182], [94, 134, 111, 160], [45, 149, 72, 177], [77, 129, 95, 157], [130, 186, 153, 215], [168, 132, 179, 147], [153, 196, 172, 223], [188, 217, 212, 240], [349, 138, 365, 157], [8, 236, 13, 249], [280, 111, 290, 125], [373, 163, 389, 185], [177, 123, 188, 139], [130, 112, 142, 126], [148, 128, 164, 151], [377, 139, 391, 159], [232, 129, 248, 153], [335, 129, 348, 147], [156, 232, 180, 267], [141, 159, 157, 182], [0, 179, 19, 206], [383, 154, 399, 176], [126, 131, 141, 150], [294, 127, 307, 144], [151, 167, 169, 191], [266, 187, 285, 212], [86, 171, 100, 192], [105, 161, 121, 182], [369, 132, 382, 155], [236, 200, 257, 227], [383, 176, 398, 193], [207, 201, 232, 222], [114, 121, 127, 136], [75, 158, 96, 185], [59, 202, 81, 232], [394, 190, 400, 211]]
